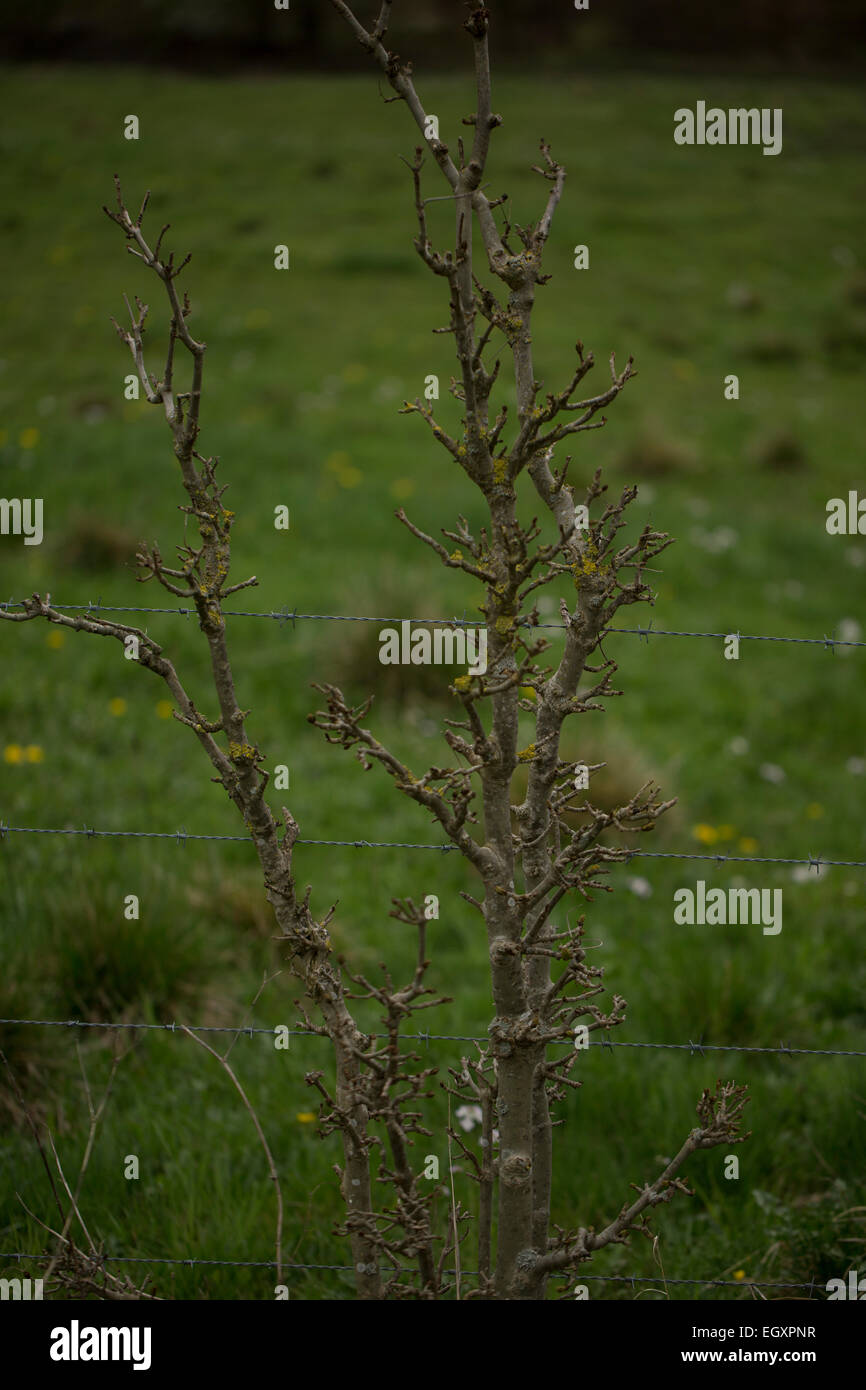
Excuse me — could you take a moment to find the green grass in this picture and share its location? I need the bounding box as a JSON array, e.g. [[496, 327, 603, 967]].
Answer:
[[1, 63, 865, 1300]]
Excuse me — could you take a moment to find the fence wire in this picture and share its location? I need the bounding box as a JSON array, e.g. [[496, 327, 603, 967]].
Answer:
[[1, 599, 864, 649], [0, 823, 861, 873], [0, 1017, 863, 1057], [0, 1250, 826, 1293]]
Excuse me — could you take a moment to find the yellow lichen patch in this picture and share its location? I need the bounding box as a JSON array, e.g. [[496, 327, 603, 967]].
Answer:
[[492, 457, 508, 484], [572, 554, 598, 586], [517, 744, 536, 763], [453, 675, 472, 691], [229, 741, 258, 763]]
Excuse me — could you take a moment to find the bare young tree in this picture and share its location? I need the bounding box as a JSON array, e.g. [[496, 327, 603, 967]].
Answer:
[[1, 4, 749, 1300]]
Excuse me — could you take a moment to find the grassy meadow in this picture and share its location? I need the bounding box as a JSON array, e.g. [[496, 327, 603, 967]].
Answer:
[[1, 62, 865, 1299]]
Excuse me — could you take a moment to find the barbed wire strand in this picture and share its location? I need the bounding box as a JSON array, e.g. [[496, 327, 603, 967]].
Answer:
[[0, 599, 862, 649], [0, 1018, 862, 1057], [0, 824, 858, 872], [0, 1250, 825, 1291]]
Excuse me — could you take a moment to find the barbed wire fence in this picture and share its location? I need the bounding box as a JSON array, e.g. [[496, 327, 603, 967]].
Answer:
[[1, 822, 862, 872], [1, 1018, 865, 1058], [0, 1247, 831, 1296], [2, 601, 863, 1298], [1, 598, 865, 650]]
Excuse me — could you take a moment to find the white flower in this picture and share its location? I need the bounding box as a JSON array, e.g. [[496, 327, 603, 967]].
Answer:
[[709, 526, 738, 553], [729, 736, 749, 756], [627, 876, 653, 899], [690, 525, 738, 554], [791, 864, 827, 883], [374, 376, 402, 403], [837, 618, 861, 657], [759, 762, 786, 784], [455, 1104, 483, 1133], [846, 757, 866, 776]]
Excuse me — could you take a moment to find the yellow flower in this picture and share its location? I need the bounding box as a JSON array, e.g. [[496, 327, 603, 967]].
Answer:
[[19, 427, 40, 449], [806, 803, 824, 820], [739, 836, 758, 853], [3, 744, 23, 764], [46, 630, 65, 649], [296, 1112, 316, 1125], [733, 1269, 746, 1281], [324, 450, 362, 489], [693, 823, 718, 845], [156, 700, 174, 720], [109, 697, 127, 717], [24, 745, 44, 763], [390, 478, 415, 500]]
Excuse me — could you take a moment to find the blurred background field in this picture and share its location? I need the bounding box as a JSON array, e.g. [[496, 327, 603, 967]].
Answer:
[[1, 13, 865, 1298]]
